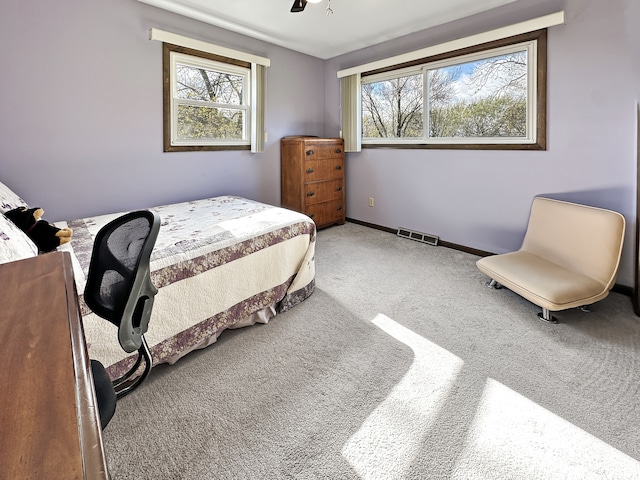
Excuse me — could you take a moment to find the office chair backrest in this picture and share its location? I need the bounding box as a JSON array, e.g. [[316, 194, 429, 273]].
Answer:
[[84, 210, 161, 353]]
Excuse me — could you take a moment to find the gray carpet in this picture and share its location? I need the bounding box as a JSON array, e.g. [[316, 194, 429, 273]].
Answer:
[[102, 222, 640, 479]]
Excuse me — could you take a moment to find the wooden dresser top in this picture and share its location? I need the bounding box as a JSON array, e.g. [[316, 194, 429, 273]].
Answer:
[[0, 252, 108, 479]]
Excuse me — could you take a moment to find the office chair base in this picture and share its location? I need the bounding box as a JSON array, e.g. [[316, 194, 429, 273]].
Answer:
[[113, 336, 153, 399], [91, 359, 117, 430]]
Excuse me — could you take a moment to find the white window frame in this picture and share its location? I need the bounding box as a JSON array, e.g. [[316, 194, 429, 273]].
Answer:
[[169, 52, 251, 148], [361, 39, 538, 147], [153, 31, 269, 153], [339, 13, 566, 152]]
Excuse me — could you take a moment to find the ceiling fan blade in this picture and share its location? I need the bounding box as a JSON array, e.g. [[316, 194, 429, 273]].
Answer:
[[290, 0, 307, 13]]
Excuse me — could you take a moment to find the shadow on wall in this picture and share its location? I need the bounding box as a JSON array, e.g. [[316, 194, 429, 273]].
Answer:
[[536, 186, 633, 216], [477, 187, 633, 256], [481, 226, 526, 255]]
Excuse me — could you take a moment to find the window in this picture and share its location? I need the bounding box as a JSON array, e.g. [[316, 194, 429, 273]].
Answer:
[[345, 29, 547, 150], [427, 47, 530, 142], [362, 68, 424, 141], [172, 53, 249, 145], [162, 42, 266, 152]]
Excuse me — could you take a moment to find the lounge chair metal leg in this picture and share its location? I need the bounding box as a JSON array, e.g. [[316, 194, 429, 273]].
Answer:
[[537, 308, 558, 324], [486, 279, 502, 289]]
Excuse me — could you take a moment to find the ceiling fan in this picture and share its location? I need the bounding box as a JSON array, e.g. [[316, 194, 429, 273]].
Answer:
[[290, 0, 322, 13]]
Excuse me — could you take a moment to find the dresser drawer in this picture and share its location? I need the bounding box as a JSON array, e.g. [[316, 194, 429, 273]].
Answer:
[[304, 160, 344, 182], [304, 179, 344, 206], [303, 143, 343, 160], [305, 199, 345, 227]]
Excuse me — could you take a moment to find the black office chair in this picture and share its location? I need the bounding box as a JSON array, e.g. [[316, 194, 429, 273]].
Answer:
[[91, 359, 117, 430], [85, 210, 161, 428]]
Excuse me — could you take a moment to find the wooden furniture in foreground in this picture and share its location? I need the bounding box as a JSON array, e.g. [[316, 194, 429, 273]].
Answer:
[[281, 136, 345, 228], [0, 252, 109, 479]]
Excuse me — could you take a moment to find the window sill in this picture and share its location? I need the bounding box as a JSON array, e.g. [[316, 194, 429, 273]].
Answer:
[[361, 142, 545, 151], [164, 144, 251, 152]]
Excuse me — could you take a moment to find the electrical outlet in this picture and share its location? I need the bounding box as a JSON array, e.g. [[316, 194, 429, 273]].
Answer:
[[369, 197, 374, 207]]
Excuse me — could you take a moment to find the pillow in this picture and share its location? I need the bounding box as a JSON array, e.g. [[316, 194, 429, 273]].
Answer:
[[0, 179, 28, 213], [0, 213, 38, 264]]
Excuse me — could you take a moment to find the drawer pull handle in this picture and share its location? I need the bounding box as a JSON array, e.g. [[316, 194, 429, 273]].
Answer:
[[307, 191, 315, 197], [306, 168, 314, 173], [336, 186, 342, 191], [308, 213, 315, 219], [306, 150, 314, 156], [337, 206, 343, 211], [335, 148, 342, 153], [335, 165, 342, 170]]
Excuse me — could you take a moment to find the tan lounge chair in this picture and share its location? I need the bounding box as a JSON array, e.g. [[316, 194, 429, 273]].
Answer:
[[476, 197, 625, 323]]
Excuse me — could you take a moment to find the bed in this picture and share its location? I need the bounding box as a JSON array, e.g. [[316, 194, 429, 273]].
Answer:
[[0, 181, 316, 379]]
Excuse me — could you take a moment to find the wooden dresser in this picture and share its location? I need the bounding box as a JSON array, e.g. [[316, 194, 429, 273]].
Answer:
[[0, 252, 109, 479], [280, 136, 345, 228]]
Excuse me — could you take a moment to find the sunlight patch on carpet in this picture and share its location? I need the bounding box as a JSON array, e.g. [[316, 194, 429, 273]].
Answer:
[[342, 313, 464, 480], [451, 378, 640, 479]]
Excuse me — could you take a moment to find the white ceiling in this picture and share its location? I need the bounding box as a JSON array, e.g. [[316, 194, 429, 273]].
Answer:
[[137, 0, 520, 59]]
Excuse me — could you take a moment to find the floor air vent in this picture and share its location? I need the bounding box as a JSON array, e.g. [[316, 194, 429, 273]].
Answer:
[[397, 227, 439, 246]]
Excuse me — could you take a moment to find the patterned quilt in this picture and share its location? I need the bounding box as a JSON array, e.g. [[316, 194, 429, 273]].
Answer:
[[58, 196, 316, 378]]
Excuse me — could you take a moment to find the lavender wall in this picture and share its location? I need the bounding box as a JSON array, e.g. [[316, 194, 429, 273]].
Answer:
[[1, 0, 638, 288], [0, 0, 325, 219], [324, 0, 640, 287]]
